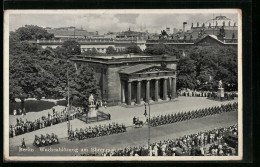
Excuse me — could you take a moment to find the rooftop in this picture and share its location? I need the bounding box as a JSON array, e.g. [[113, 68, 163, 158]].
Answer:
[[120, 64, 155, 74], [47, 29, 95, 37], [71, 54, 178, 65], [93, 54, 152, 59]]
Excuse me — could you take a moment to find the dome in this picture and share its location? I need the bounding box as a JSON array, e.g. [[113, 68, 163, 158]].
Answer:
[[204, 15, 237, 27]]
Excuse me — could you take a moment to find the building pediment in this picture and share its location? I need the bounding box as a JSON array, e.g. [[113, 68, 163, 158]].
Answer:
[[135, 66, 174, 74], [120, 64, 175, 75], [195, 35, 224, 45]]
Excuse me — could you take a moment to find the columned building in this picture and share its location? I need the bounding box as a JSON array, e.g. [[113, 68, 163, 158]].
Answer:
[[119, 64, 176, 105], [71, 54, 178, 106]]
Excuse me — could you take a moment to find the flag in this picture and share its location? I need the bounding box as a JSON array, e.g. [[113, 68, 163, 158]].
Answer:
[[74, 63, 79, 76]]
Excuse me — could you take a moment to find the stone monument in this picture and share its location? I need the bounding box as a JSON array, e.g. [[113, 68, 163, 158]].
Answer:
[[88, 94, 97, 118], [218, 80, 224, 99]]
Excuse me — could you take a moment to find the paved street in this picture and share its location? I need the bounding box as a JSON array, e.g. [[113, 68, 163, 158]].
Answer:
[[10, 111, 238, 156], [9, 97, 238, 156]]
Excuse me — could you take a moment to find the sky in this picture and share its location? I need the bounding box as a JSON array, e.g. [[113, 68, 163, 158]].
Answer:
[[9, 11, 238, 34]]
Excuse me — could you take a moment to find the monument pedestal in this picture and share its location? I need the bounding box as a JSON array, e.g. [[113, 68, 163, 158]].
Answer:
[[88, 104, 97, 118], [218, 88, 224, 100]]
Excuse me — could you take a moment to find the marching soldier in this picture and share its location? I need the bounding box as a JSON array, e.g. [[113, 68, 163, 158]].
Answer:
[[21, 138, 26, 148], [133, 116, 136, 124]]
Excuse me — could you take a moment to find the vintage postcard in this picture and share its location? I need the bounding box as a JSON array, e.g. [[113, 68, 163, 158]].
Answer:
[[4, 9, 242, 161]]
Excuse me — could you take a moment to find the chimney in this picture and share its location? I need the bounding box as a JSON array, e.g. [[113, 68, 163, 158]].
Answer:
[[183, 22, 187, 32]]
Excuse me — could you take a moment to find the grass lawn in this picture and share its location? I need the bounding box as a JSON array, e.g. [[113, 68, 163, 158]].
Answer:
[[9, 99, 67, 114]]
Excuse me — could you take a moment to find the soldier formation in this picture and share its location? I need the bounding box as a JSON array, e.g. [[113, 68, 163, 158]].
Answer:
[[33, 133, 59, 147], [149, 102, 238, 127], [79, 124, 238, 156], [68, 122, 127, 141]]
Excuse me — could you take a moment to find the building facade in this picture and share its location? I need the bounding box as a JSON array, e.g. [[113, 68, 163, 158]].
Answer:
[[71, 55, 178, 106], [32, 38, 146, 53]]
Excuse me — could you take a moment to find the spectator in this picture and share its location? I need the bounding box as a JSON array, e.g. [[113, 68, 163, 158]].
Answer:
[[79, 124, 238, 157]]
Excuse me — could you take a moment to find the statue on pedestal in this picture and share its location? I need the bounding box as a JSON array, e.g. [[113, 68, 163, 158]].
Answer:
[[218, 80, 223, 88], [88, 94, 95, 105], [88, 94, 97, 118]]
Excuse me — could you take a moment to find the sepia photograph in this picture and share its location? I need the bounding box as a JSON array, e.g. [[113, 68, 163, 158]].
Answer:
[[4, 9, 242, 161]]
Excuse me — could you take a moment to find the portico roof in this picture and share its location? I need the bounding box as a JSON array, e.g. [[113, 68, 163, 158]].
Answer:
[[120, 64, 175, 75], [120, 64, 155, 74]]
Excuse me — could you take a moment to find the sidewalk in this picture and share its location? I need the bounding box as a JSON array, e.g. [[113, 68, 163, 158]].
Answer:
[[10, 97, 237, 127]]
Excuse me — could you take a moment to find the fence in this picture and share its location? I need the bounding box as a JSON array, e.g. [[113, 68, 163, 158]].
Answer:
[[76, 111, 110, 124]]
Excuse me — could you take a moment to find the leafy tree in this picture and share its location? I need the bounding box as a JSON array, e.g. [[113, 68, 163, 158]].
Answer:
[[106, 46, 116, 54], [69, 64, 101, 107], [82, 48, 99, 56], [9, 26, 101, 112], [177, 56, 197, 89], [61, 40, 81, 57], [144, 44, 166, 55], [178, 45, 238, 91], [9, 31, 39, 55], [144, 44, 180, 57], [14, 25, 54, 41], [125, 44, 142, 54]]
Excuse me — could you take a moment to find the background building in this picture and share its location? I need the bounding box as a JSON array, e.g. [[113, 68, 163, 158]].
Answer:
[[46, 26, 96, 39], [71, 54, 178, 106], [173, 15, 238, 40]]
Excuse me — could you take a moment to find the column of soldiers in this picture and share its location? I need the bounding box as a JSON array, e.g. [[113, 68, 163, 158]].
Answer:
[[9, 107, 81, 138], [33, 133, 59, 147], [68, 122, 127, 141], [149, 102, 238, 127]]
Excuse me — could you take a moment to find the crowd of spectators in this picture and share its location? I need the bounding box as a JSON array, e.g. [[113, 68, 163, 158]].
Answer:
[[149, 102, 238, 127], [9, 106, 80, 138], [177, 89, 238, 100], [79, 124, 238, 156]]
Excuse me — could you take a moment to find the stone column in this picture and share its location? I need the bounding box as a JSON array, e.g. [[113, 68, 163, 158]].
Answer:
[[127, 81, 132, 105], [136, 80, 141, 104], [146, 80, 150, 103], [168, 77, 172, 98], [154, 79, 159, 102], [171, 77, 176, 99], [121, 81, 125, 103], [163, 78, 167, 100]]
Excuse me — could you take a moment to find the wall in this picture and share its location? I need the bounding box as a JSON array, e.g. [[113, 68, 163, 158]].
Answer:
[[106, 66, 122, 105], [80, 44, 115, 53], [41, 45, 62, 49]]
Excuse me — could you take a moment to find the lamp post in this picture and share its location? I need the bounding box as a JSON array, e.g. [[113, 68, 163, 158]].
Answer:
[[144, 102, 151, 151], [67, 60, 70, 134], [66, 49, 74, 134]]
